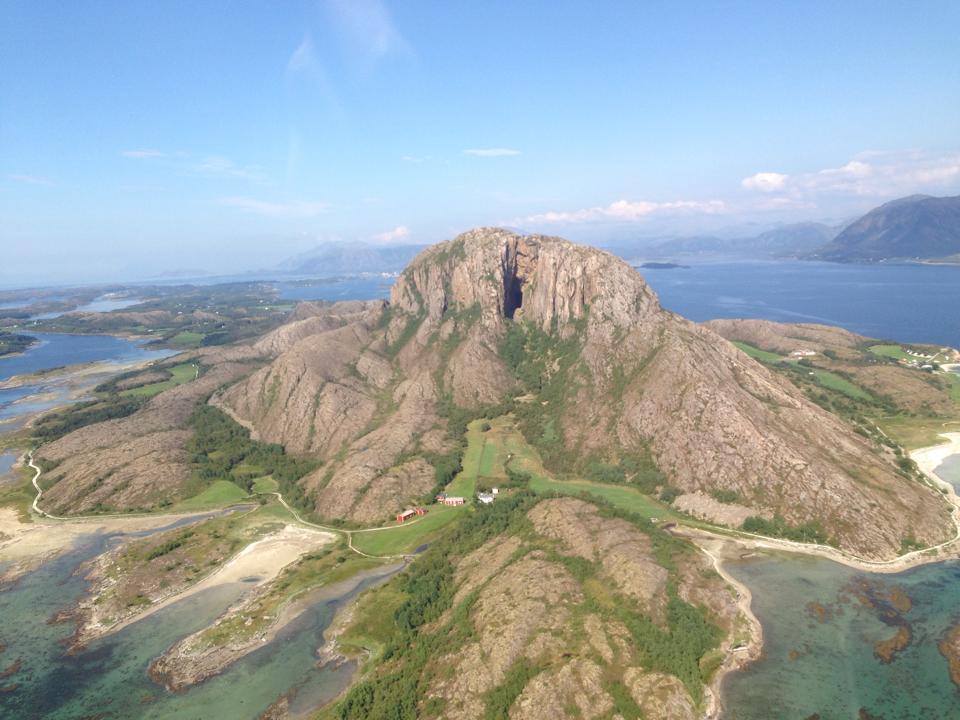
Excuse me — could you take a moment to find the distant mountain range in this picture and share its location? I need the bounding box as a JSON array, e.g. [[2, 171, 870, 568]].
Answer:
[[273, 195, 960, 276], [604, 221, 840, 262], [810, 194, 960, 263], [276, 242, 425, 276], [605, 194, 960, 265]]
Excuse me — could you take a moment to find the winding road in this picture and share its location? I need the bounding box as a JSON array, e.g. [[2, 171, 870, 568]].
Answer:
[[27, 451, 423, 560]]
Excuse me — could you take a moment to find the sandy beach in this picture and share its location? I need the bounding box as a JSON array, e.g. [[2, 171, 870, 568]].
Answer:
[[0, 506, 225, 584], [77, 523, 336, 644], [912, 431, 960, 481]]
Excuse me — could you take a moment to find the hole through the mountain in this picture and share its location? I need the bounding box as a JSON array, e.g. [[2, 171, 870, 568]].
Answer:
[[504, 272, 523, 319]]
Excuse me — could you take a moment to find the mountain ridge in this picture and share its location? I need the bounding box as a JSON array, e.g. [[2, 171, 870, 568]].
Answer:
[[215, 227, 952, 558], [812, 194, 960, 263]]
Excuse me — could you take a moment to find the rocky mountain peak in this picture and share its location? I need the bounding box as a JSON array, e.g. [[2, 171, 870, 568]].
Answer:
[[391, 227, 662, 335]]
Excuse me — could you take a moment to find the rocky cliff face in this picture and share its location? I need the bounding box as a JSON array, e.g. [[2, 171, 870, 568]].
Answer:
[[217, 228, 952, 557], [335, 495, 740, 720]]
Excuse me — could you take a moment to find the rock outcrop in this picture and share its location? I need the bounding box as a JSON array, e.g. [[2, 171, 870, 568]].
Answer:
[[185, 229, 953, 556]]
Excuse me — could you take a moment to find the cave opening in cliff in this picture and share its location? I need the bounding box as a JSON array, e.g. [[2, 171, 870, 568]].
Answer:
[[504, 273, 523, 319]]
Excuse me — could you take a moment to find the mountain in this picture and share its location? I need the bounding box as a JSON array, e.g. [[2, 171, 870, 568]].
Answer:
[[276, 241, 425, 276], [745, 221, 838, 256], [604, 222, 838, 261], [812, 194, 960, 263], [213, 228, 951, 559]]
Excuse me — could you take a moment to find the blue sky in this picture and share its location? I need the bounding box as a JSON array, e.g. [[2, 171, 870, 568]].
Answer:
[[2, 0, 959, 284]]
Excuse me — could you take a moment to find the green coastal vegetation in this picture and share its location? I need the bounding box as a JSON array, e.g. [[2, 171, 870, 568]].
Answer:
[[731, 339, 960, 451], [0, 331, 36, 357], [120, 362, 198, 397], [182, 404, 319, 515], [25, 281, 294, 350], [30, 359, 204, 445], [195, 548, 387, 650], [32, 394, 147, 443], [326, 489, 724, 719]]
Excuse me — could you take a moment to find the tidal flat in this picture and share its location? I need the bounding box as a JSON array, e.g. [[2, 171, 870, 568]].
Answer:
[[0, 520, 394, 719]]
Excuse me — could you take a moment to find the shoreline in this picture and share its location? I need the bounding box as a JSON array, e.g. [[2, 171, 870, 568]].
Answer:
[[73, 523, 337, 648], [0, 505, 245, 586], [694, 430, 960, 719], [148, 560, 403, 692]]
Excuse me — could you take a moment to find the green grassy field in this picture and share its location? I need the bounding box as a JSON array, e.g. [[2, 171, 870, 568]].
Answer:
[[805, 367, 872, 400], [350, 504, 465, 555], [172, 480, 248, 511], [120, 363, 197, 398], [252, 476, 279, 494], [470, 415, 683, 522], [734, 340, 873, 400], [446, 419, 513, 497], [732, 341, 784, 364], [944, 372, 960, 403], [868, 344, 912, 361], [445, 420, 484, 496], [168, 331, 205, 348], [873, 414, 959, 450], [527, 474, 681, 521]]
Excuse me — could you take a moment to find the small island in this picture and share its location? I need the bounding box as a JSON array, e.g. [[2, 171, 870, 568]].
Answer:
[[0, 331, 36, 357], [637, 261, 690, 270]]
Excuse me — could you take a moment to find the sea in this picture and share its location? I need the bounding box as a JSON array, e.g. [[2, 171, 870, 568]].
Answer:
[[721, 552, 960, 719], [271, 261, 960, 348], [639, 260, 960, 349], [0, 520, 399, 719], [2, 261, 960, 717], [0, 333, 172, 430]]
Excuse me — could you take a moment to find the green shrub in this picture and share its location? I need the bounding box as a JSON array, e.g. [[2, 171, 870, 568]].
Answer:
[[741, 515, 830, 544]]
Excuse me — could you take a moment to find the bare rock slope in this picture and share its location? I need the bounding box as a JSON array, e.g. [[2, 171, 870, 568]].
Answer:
[[219, 229, 951, 558]]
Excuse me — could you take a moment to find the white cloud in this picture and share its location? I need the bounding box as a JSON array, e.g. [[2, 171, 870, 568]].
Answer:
[[287, 36, 317, 74], [221, 197, 328, 219], [741, 151, 960, 201], [121, 149, 164, 159], [121, 149, 266, 182], [741, 172, 788, 192], [8, 173, 53, 186], [372, 225, 411, 243], [517, 199, 727, 225], [327, 0, 411, 63], [193, 156, 265, 181], [464, 148, 521, 157]]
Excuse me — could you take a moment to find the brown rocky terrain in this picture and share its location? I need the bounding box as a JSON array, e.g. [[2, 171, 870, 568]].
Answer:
[[940, 623, 960, 687], [35, 349, 261, 514], [706, 318, 960, 416], [333, 495, 740, 720], [216, 228, 952, 558], [29, 229, 955, 557], [703, 319, 865, 357]]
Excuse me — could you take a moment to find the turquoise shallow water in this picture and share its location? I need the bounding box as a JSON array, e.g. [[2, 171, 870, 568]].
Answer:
[[0, 451, 15, 481], [935, 454, 960, 491], [721, 554, 960, 720], [0, 525, 395, 719]]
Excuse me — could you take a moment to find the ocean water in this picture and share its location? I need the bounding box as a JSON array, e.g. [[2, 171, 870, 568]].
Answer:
[[276, 262, 960, 347], [0, 451, 15, 483], [639, 260, 960, 348], [0, 524, 398, 720], [722, 555, 960, 719], [935, 455, 960, 491], [0, 333, 172, 431], [0, 333, 170, 381]]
